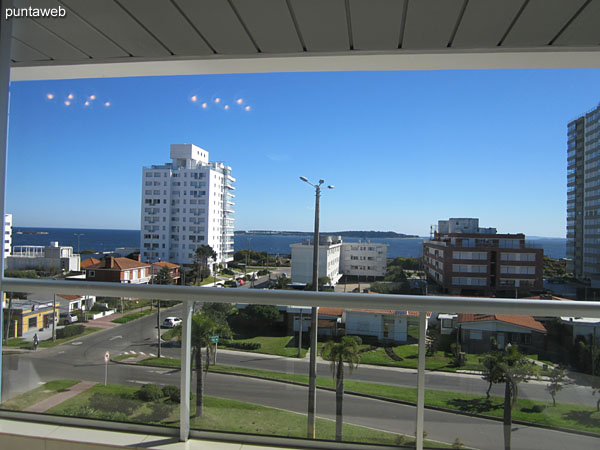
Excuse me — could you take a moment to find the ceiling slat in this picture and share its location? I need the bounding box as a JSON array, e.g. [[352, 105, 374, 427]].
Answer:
[[173, 0, 256, 54], [403, 0, 464, 49], [553, 0, 600, 46], [17, 0, 129, 58], [118, 0, 213, 56], [231, 0, 303, 53], [11, 38, 49, 62], [502, 0, 587, 47], [349, 0, 405, 50], [453, 0, 524, 48], [290, 0, 348, 52], [12, 18, 89, 60], [60, 0, 170, 57]]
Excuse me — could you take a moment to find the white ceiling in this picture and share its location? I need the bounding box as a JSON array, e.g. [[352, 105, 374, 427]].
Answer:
[[7, 0, 600, 80]]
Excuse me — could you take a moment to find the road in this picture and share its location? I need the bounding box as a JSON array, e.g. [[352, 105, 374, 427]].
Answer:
[[2, 305, 599, 450]]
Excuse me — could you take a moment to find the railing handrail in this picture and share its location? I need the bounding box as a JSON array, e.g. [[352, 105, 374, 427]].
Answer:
[[2, 277, 599, 317]]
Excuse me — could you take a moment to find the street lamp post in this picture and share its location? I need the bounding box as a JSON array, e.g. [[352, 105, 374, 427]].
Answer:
[[74, 233, 84, 254], [299, 176, 334, 439]]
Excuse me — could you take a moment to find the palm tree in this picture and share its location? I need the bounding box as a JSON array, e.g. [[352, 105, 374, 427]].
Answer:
[[321, 336, 360, 441], [175, 312, 230, 417]]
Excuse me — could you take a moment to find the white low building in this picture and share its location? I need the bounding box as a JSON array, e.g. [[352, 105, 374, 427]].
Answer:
[[290, 236, 342, 285], [340, 241, 388, 278], [27, 293, 96, 313], [6, 241, 80, 272], [561, 317, 600, 344], [345, 309, 417, 343]]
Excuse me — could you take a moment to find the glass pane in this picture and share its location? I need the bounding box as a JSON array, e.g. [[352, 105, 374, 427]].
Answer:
[[2, 291, 181, 429]]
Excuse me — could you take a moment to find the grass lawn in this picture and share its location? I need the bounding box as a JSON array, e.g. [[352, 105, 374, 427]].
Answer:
[[222, 335, 307, 358], [204, 364, 600, 435], [112, 353, 138, 362], [112, 310, 155, 324], [1, 380, 79, 410], [44, 381, 446, 447], [39, 327, 103, 348], [139, 356, 181, 368], [358, 346, 483, 372], [3, 337, 28, 348], [191, 396, 440, 447]]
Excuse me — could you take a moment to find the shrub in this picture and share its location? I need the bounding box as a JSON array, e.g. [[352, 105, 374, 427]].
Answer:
[[531, 404, 546, 413], [62, 405, 129, 422], [136, 384, 164, 402], [221, 268, 234, 275], [220, 340, 261, 350], [89, 393, 137, 415], [162, 385, 180, 403], [56, 324, 85, 339]]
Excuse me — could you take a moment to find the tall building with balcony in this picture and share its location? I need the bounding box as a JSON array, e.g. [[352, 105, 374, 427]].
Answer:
[[141, 144, 235, 267], [3, 213, 11, 257], [424, 218, 543, 297], [567, 103, 600, 286]]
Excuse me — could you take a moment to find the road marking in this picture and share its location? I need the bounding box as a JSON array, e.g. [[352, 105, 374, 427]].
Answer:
[[149, 353, 156, 357], [109, 335, 122, 341], [58, 351, 65, 355], [127, 380, 167, 386], [139, 352, 146, 355], [71, 342, 82, 345]]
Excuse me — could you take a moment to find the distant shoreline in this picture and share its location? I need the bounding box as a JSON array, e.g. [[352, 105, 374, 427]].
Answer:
[[235, 230, 420, 238]]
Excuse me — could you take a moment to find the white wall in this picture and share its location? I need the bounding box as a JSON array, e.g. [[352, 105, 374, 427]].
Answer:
[[345, 311, 408, 342]]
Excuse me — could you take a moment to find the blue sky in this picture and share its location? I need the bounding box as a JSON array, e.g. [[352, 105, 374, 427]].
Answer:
[[6, 69, 600, 237]]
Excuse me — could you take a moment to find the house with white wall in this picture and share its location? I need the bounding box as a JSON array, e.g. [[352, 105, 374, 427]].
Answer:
[[344, 309, 418, 343]]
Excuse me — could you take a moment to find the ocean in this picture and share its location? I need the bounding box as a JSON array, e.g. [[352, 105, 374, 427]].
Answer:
[[12, 227, 568, 259]]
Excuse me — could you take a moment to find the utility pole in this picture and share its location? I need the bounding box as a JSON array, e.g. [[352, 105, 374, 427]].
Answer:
[[299, 176, 334, 439]]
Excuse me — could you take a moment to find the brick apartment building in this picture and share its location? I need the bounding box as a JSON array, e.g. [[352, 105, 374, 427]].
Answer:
[[423, 218, 543, 297]]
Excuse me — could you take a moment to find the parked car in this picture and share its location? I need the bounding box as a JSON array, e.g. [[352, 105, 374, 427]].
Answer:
[[162, 317, 182, 328], [59, 312, 78, 325]]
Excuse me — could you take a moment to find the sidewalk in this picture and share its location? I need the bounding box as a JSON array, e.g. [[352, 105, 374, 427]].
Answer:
[[24, 381, 95, 413], [81, 306, 153, 329]]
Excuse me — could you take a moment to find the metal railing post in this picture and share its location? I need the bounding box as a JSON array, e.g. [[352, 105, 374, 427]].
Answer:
[[415, 311, 427, 450], [0, 0, 15, 404], [180, 302, 193, 441]]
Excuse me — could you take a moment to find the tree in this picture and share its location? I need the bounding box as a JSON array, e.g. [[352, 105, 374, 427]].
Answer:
[[481, 352, 504, 399], [482, 345, 536, 450], [174, 312, 230, 417], [154, 266, 172, 285], [194, 245, 217, 283], [321, 336, 360, 441], [202, 302, 235, 327], [546, 367, 567, 407]]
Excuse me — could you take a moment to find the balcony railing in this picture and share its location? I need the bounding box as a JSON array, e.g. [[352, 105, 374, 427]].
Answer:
[[1, 277, 599, 450]]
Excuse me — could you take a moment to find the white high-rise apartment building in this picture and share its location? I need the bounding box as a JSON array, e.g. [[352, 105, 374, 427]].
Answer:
[[4, 213, 12, 257], [141, 144, 235, 267]]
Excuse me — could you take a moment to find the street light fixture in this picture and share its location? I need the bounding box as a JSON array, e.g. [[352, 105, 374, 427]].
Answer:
[[299, 176, 334, 439]]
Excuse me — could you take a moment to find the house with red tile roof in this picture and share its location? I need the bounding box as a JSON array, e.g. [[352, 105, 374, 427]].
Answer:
[[83, 256, 151, 284], [149, 261, 181, 285], [457, 313, 546, 353]]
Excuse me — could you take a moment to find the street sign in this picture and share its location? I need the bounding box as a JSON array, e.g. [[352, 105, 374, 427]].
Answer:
[[104, 351, 110, 363], [210, 335, 219, 343]]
